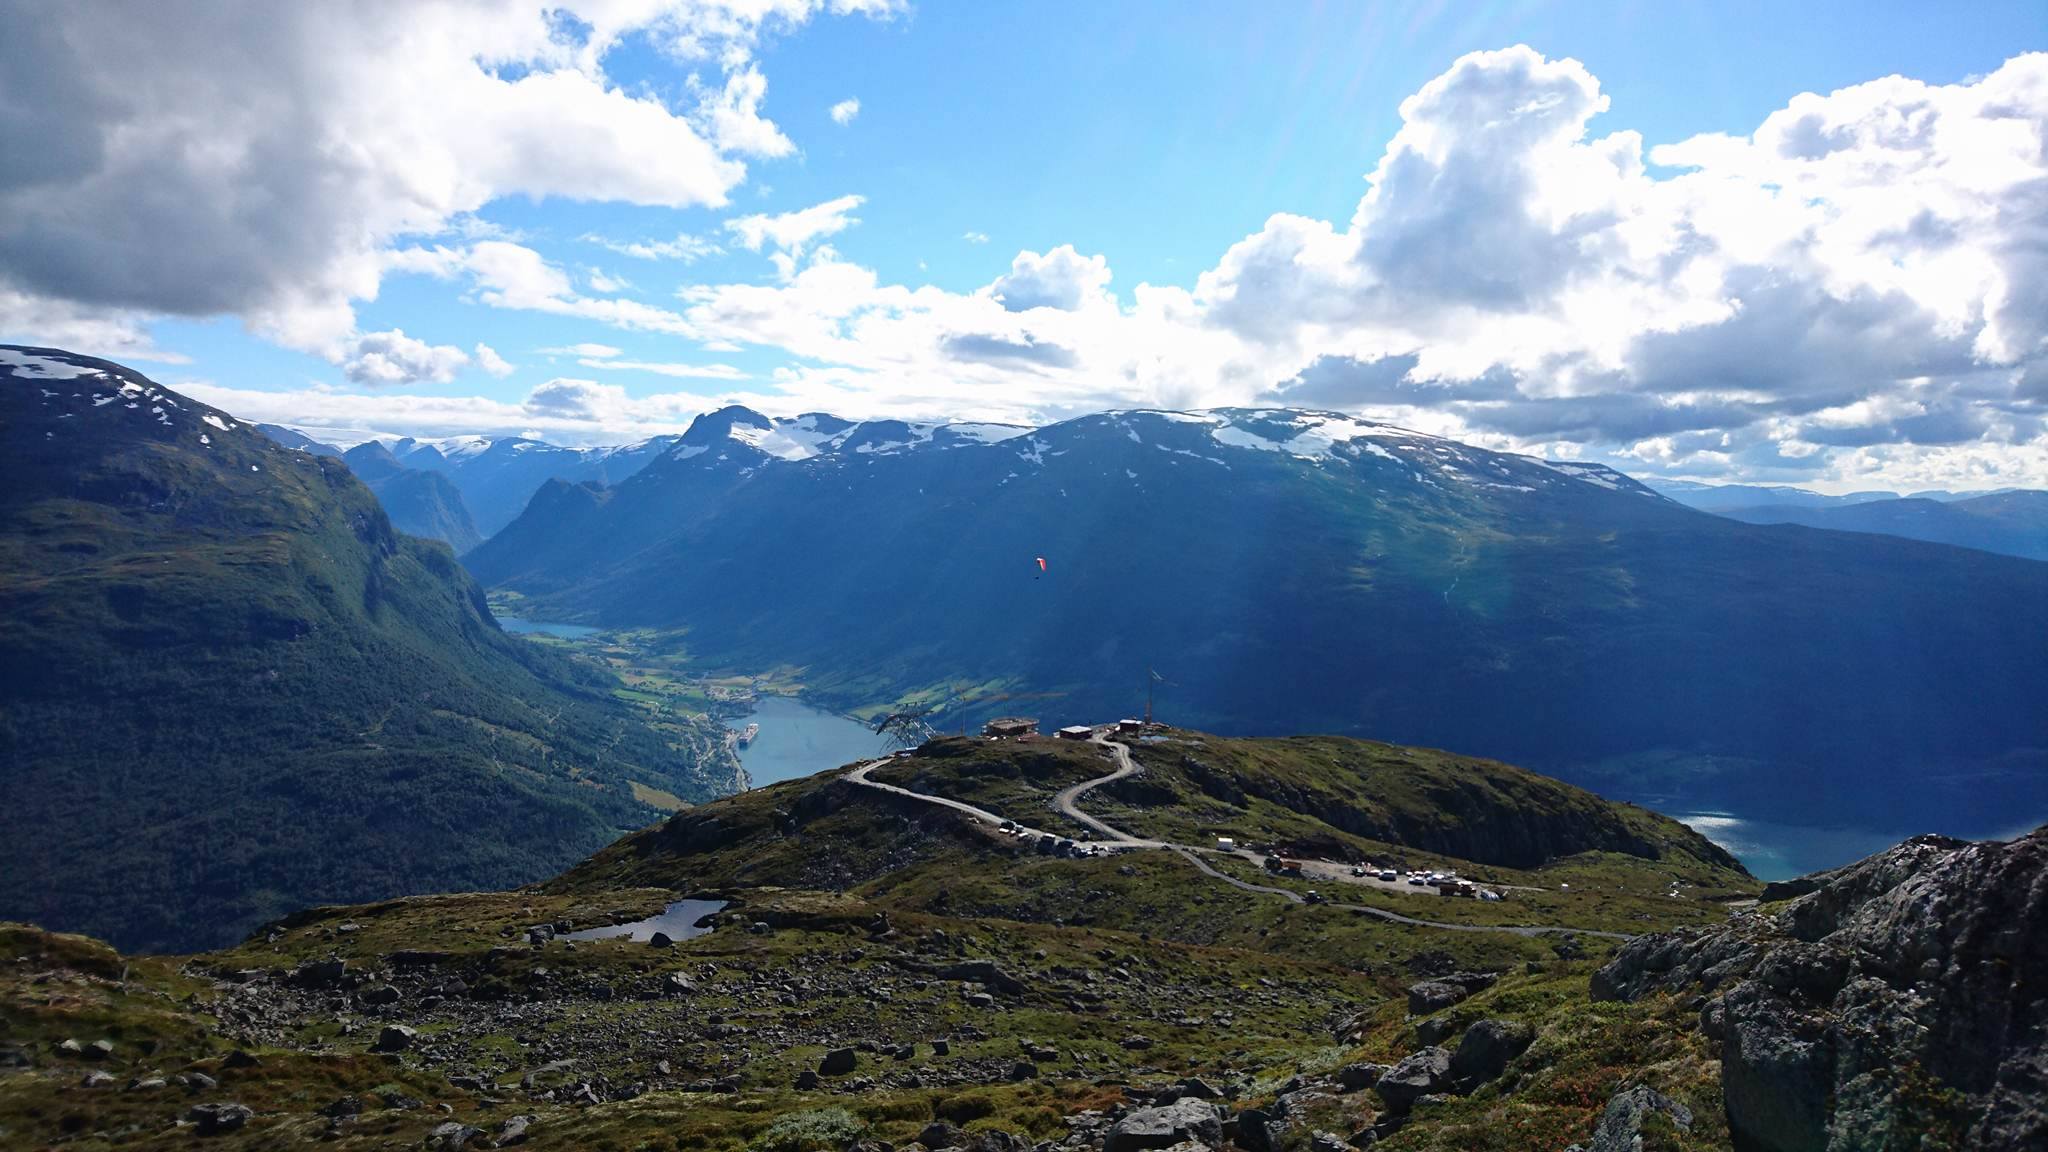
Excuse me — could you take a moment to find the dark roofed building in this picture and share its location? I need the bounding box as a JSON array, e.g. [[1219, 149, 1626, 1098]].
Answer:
[[983, 717, 1038, 738]]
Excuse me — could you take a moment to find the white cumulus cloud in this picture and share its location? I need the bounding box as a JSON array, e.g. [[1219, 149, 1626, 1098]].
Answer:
[[0, 0, 890, 356]]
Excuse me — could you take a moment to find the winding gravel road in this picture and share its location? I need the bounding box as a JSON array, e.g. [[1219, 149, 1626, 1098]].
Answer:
[[845, 731, 1631, 941]]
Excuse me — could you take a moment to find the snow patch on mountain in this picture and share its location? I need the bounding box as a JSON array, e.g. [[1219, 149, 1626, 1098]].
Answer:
[[0, 349, 103, 380]]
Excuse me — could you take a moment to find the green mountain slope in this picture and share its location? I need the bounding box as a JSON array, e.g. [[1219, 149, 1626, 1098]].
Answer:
[[341, 441, 485, 553], [0, 346, 730, 953]]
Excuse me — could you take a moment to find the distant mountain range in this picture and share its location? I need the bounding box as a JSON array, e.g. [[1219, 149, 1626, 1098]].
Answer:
[[467, 404, 2048, 838], [340, 441, 484, 554], [365, 433, 684, 537], [262, 426, 688, 553], [0, 347, 730, 953], [1650, 480, 2024, 510], [1702, 492, 2048, 562]]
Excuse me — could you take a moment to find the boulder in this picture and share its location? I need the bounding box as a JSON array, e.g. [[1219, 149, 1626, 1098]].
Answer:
[[919, 1120, 968, 1149], [373, 1025, 418, 1053], [1414, 1016, 1456, 1047], [188, 1102, 253, 1135], [1582, 1084, 1692, 1152], [495, 1115, 535, 1146], [1405, 981, 1469, 1015], [1335, 1063, 1388, 1092], [360, 984, 402, 1006], [428, 1120, 486, 1149], [936, 960, 1027, 996], [819, 1048, 858, 1076], [1105, 1098, 1223, 1152], [1373, 1047, 1452, 1114], [794, 1069, 821, 1090], [1449, 1019, 1535, 1088], [648, 932, 674, 948], [289, 959, 348, 988]]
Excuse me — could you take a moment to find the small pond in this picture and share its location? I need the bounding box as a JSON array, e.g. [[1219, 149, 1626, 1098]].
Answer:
[[562, 898, 728, 943]]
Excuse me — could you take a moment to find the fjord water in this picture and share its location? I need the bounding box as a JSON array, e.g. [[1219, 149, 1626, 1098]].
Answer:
[[732, 695, 888, 787], [494, 615, 602, 639], [1672, 811, 2046, 881]]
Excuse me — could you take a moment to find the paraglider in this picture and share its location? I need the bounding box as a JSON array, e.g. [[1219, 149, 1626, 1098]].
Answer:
[[1035, 557, 1047, 572]]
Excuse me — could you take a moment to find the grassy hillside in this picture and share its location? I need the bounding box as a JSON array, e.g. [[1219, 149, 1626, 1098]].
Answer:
[[0, 347, 730, 953], [560, 729, 1755, 941], [0, 724, 1769, 1150]]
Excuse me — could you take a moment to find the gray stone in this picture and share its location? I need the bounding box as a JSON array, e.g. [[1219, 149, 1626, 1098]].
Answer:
[[188, 1102, 253, 1135], [1373, 1047, 1452, 1114], [1335, 1063, 1388, 1092], [428, 1120, 486, 1149], [494, 1115, 535, 1147], [361, 984, 402, 1006], [374, 1025, 418, 1053], [1405, 981, 1469, 1015], [1105, 1098, 1223, 1152], [1414, 1015, 1456, 1047], [1449, 1019, 1535, 1088], [1584, 1084, 1692, 1152], [794, 1068, 821, 1090], [290, 959, 348, 988], [86, 1038, 115, 1060], [820, 1047, 858, 1076]]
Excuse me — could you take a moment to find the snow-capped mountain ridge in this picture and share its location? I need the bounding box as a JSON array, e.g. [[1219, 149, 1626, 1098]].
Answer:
[[657, 402, 1653, 499]]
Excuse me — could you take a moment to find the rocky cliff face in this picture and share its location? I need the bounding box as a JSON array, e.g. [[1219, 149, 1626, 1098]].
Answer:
[[1592, 826, 2048, 1151]]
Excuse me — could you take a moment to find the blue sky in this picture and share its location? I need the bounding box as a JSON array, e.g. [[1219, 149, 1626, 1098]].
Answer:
[[3, 1, 2046, 490]]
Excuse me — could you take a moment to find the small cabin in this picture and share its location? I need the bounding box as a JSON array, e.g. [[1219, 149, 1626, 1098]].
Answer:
[[1056, 725, 1094, 740], [983, 717, 1039, 739], [1215, 836, 1237, 851], [1116, 718, 1145, 733]]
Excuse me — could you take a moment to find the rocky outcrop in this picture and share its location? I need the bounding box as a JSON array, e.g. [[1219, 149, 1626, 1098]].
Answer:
[[1592, 827, 2048, 1151], [1373, 1046, 1452, 1114], [1104, 1098, 1222, 1152], [1448, 1019, 1533, 1089], [1564, 1084, 1692, 1152], [1406, 971, 1497, 1014]]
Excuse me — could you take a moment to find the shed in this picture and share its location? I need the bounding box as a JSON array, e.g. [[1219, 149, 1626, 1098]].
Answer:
[[1056, 725, 1094, 740], [1116, 718, 1145, 733], [983, 717, 1039, 738]]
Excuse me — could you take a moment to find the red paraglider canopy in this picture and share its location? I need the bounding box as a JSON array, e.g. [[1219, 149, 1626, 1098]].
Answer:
[[1035, 556, 1047, 571]]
